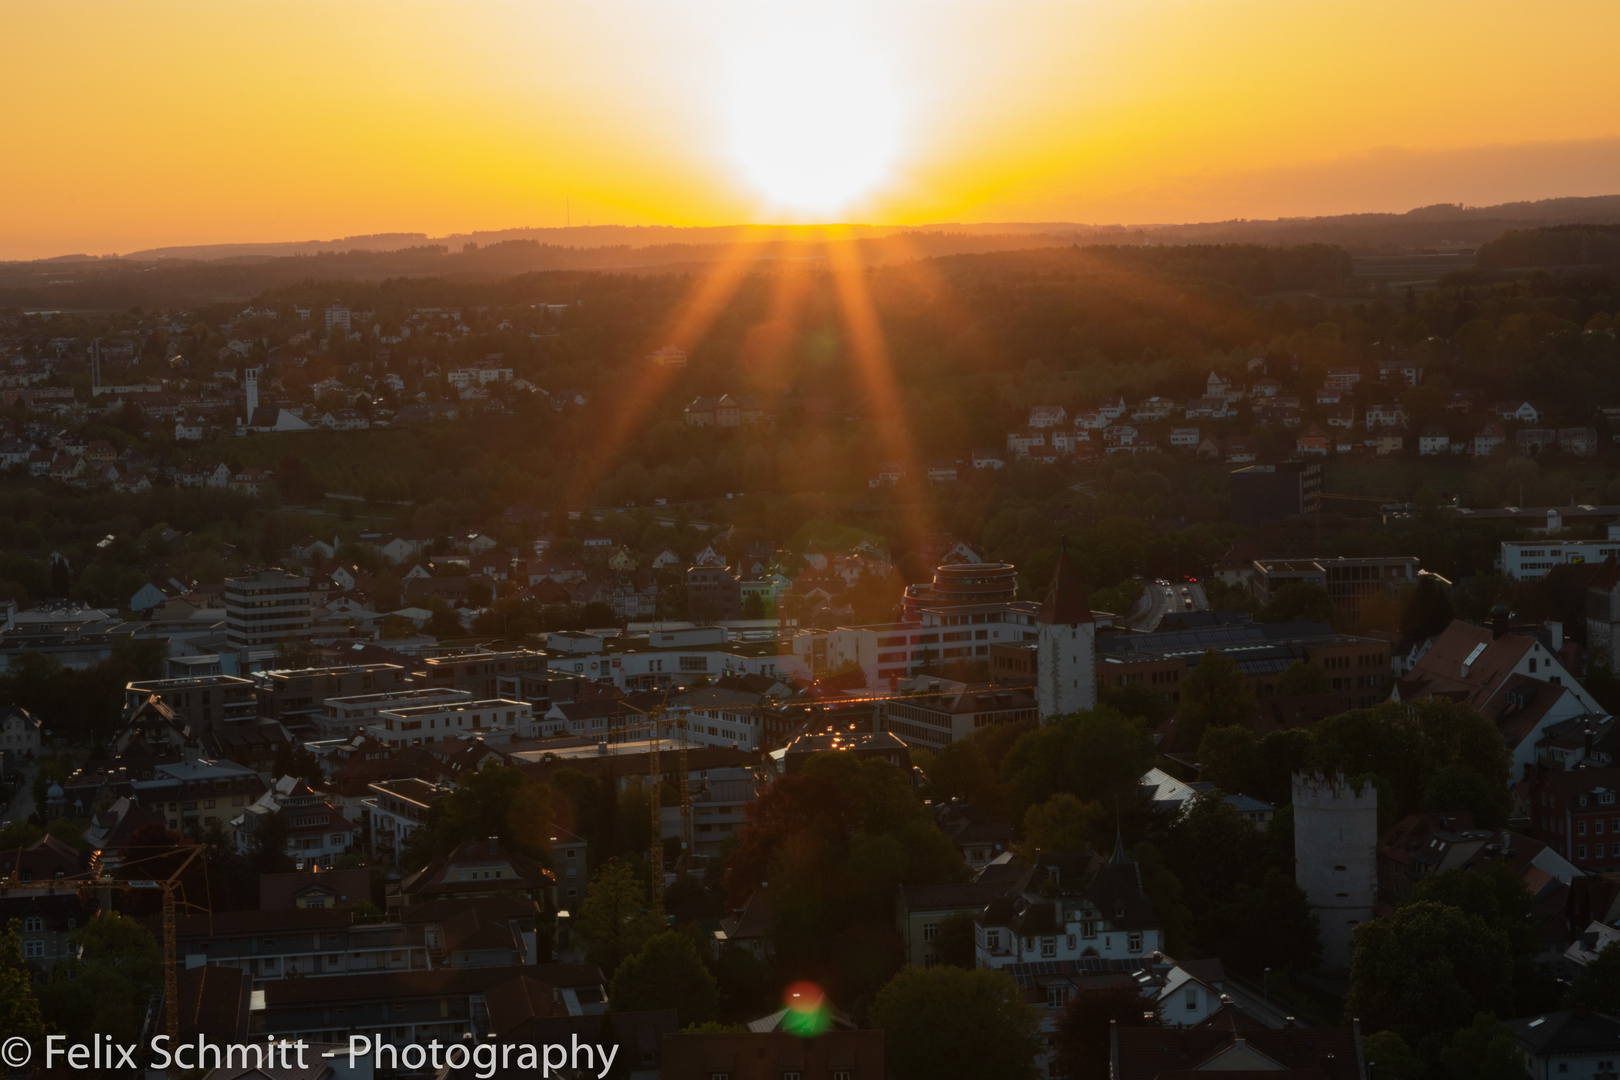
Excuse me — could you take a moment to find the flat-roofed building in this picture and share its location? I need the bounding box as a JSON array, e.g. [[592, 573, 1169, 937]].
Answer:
[[257, 662, 411, 733], [224, 567, 311, 649], [123, 674, 256, 730], [882, 681, 1038, 749], [367, 698, 533, 749], [317, 686, 472, 741], [1096, 621, 1392, 710], [422, 648, 547, 698], [1252, 555, 1421, 614]]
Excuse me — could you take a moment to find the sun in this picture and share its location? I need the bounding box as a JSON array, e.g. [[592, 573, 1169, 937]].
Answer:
[[726, 18, 902, 218]]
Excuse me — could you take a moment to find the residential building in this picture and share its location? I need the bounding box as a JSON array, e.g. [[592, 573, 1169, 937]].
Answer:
[[257, 663, 411, 733], [1324, 365, 1362, 391], [130, 758, 268, 835], [1027, 405, 1066, 428], [224, 567, 311, 649], [168, 907, 429, 980], [1530, 768, 1620, 872], [1509, 1008, 1620, 1080], [1112, 1026, 1366, 1080], [364, 778, 449, 862], [422, 648, 547, 698], [317, 687, 474, 741], [367, 698, 532, 749], [397, 837, 554, 906], [1396, 618, 1601, 714], [975, 849, 1162, 968], [1419, 424, 1450, 455], [0, 705, 42, 757]]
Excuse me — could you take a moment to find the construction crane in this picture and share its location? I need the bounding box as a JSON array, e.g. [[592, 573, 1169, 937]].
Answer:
[[1, 844, 208, 1042]]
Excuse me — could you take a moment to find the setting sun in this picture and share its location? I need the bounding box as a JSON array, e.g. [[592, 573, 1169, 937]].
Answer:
[[725, 14, 902, 217]]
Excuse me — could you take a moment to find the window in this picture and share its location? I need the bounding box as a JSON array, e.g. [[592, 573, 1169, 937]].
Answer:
[[923, 923, 938, 942], [986, 931, 1000, 950], [1041, 937, 1056, 958], [1067, 934, 1077, 950], [22, 916, 43, 932], [1186, 988, 1199, 1010], [833, 1072, 852, 1080], [1081, 921, 1098, 940], [1580, 820, 1589, 836], [1127, 932, 1143, 952], [23, 940, 43, 958], [783, 1073, 802, 1080], [1580, 845, 1589, 859], [1047, 986, 1067, 1008], [710, 1073, 731, 1080]]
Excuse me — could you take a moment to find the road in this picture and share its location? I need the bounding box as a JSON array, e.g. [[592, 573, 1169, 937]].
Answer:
[[3, 765, 36, 824], [1128, 579, 1210, 632]]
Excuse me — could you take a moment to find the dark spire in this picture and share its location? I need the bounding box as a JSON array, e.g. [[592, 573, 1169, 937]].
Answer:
[[1037, 542, 1094, 626], [1109, 813, 1128, 866]]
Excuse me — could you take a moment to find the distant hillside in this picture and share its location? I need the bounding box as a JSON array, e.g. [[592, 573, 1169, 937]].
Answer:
[[36, 192, 1620, 267], [1476, 223, 1620, 269], [5, 194, 1619, 310]]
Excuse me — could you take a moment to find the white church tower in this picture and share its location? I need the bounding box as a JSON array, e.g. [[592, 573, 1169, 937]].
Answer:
[[1036, 546, 1097, 721]]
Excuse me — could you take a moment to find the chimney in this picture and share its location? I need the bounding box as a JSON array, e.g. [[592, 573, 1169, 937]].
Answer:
[[1549, 621, 1564, 651], [487, 836, 499, 855], [1491, 604, 1510, 640], [1585, 728, 1595, 761]]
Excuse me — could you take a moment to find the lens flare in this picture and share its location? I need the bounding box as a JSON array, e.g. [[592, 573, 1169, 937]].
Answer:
[[781, 980, 831, 1036]]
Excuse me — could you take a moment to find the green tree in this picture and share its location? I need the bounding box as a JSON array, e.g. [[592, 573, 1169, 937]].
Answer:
[[39, 913, 162, 1045], [868, 966, 1043, 1080], [1400, 576, 1455, 641], [1202, 869, 1320, 975], [997, 706, 1155, 823], [1345, 901, 1515, 1047], [1360, 1030, 1422, 1080], [1309, 699, 1511, 826], [1131, 842, 1193, 956], [1276, 659, 1330, 696], [1438, 1013, 1531, 1080], [1022, 793, 1106, 855], [608, 931, 720, 1027], [403, 763, 553, 866], [1572, 939, 1620, 1012], [577, 858, 661, 974], [1176, 649, 1257, 750], [0, 920, 46, 1050], [1051, 983, 1161, 1080], [245, 810, 296, 875], [1100, 681, 1172, 727], [1197, 724, 1258, 796], [926, 738, 1004, 817]]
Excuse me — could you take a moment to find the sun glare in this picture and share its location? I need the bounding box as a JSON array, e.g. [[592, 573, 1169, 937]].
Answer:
[[727, 18, 902, 218]]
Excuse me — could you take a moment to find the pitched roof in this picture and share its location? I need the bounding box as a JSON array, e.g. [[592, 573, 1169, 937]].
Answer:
[[1510, 1008, 1620, 1056], [1038, 546, 1093, 626], [1112, 1026, 1362, 1080]]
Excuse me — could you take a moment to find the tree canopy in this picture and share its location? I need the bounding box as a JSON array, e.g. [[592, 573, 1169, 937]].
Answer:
[[867, 966, 1043, 1080]]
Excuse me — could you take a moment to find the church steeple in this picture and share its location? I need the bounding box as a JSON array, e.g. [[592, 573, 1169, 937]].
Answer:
[[1038, 541, 1093, 626]]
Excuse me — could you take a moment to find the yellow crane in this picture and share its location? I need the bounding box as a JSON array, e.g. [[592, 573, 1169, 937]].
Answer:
[[1, 843, 209, 1042]]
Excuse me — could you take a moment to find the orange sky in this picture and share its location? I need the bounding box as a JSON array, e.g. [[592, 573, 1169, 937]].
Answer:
[[3, 0, 1617, 259]]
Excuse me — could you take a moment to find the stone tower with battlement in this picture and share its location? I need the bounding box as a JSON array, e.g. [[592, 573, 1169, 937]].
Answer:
[[1036, 547, 1096, 721], [1293, 769, 1378, 973]]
